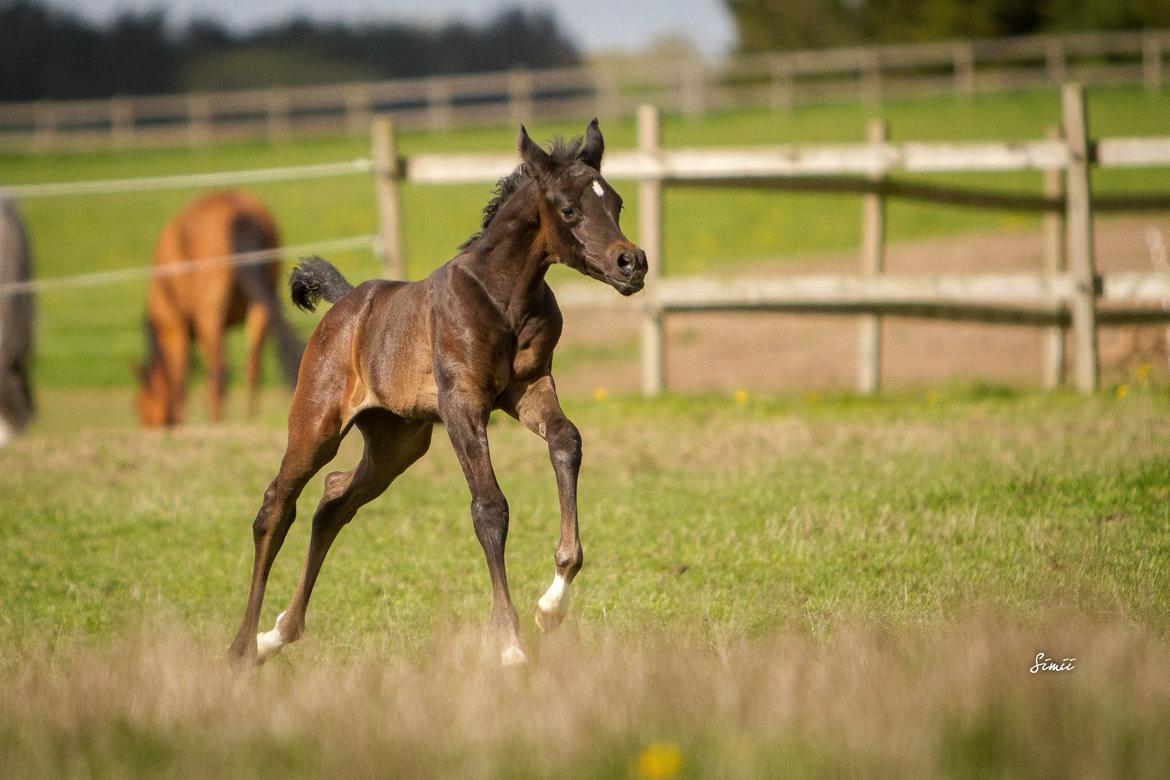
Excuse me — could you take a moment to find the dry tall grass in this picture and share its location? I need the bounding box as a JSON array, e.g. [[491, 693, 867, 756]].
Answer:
[[2, 612, 1167, 778]]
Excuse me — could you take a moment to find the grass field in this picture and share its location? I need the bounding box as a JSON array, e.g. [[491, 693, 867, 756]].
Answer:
[[2, 86, 1169, 389], [2, 386, 1169, 776]]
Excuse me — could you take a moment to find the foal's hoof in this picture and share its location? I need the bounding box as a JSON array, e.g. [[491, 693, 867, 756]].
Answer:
[[501, 645, 528, 666], [535, 607, 564, 633]]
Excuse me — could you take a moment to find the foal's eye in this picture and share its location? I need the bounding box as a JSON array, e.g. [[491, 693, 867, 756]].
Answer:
[[560, 207, 575, 218]]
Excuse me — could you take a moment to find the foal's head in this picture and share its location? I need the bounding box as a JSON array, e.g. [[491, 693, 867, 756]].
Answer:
[[518, 120, 647, 295]]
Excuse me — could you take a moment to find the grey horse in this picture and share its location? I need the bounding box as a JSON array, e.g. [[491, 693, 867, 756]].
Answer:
[[0, 193, 34, 445]]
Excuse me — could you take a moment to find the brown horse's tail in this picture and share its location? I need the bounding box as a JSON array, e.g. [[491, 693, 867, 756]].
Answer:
[[231, 213, 304, 389], [289, 256, 354, 313]]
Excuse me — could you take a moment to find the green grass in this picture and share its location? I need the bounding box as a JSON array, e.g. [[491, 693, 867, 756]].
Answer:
[[4, 386, 1170, 647], [3, 85, 1169, 389], [1, 387, 1169, 776]]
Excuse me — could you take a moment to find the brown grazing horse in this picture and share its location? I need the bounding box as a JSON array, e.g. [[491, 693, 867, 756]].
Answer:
[[228, 120, 647, 666], [0, 193, 34, 446], [138, 190, 303, 426]]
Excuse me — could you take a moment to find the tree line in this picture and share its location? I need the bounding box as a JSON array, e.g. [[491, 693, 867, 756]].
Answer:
[[726, 0, 1170, 53], [0, 0, 581, 101]]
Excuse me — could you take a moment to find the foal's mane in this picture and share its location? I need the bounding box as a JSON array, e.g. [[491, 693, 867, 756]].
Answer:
[[459, 135, 586, 250]]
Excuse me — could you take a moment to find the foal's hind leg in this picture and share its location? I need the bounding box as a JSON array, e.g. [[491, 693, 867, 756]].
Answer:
[[256, 413, 433, 662], [228, 412, 342, 664], [504, 375, 582, 633]]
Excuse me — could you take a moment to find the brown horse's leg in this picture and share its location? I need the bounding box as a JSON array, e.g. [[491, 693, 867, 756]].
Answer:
[[441, 394, 524, 665], [228, 410, 342, 665], [256, 413, 433, 662], [154, 319, 189, 424], [243, 301, 270, 418], [504, 375, 582, 632], [195, 313, 228, 423]]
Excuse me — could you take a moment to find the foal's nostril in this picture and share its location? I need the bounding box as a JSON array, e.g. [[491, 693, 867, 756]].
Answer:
[[633, 248, 648, 274], [616, 252, 635, 276]]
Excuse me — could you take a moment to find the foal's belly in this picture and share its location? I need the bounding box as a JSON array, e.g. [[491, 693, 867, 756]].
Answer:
[[353, 281, 441, 422]]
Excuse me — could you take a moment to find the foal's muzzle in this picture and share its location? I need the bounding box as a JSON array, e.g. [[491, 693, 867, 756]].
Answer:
[[613, 247, 648, 295]]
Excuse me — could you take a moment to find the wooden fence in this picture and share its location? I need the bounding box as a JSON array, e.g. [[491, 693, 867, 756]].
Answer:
[[370, 84, 1170, 395], [2, 29, 1167, 151]]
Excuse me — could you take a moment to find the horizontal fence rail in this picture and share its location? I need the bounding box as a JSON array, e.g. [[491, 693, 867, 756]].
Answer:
[[1, 28, 1167, 151]]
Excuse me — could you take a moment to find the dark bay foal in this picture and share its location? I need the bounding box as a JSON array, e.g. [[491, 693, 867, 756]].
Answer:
[[229, 120, 647, 665]]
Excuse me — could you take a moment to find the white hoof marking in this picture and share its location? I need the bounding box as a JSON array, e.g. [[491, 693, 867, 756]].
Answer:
[[255, 611, 288, 664], [501, 644, 528, 666], [536, 573, 570, 632]]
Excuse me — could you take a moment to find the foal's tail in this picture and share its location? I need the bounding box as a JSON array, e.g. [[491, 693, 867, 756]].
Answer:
[[289, 256, 355, 313]]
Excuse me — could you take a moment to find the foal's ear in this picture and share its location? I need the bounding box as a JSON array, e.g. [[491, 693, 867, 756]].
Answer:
[[518, 125, 555, 181], [579, 118, 604, 170]]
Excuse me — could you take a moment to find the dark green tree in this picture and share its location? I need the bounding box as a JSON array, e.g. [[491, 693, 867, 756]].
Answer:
[[726, 0, 1169, 52]]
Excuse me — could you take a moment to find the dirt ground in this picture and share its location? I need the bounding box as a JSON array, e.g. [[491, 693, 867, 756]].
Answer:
[[553, 216, 1170, 395]]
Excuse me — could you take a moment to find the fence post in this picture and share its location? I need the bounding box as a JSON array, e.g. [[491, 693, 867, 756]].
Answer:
[[33, 101, 57, 150], [954, 42, 976, 96], [1061, 84, 1099, 393], [110, 96, 134, 148], [595, 66, 620, 121], [770, 56, 795, 113], [1041, 125, 1066, 390], [508, 68, 534, 126], [371, 116, 405, 280], [187, 94, 211, 147], [858, 119, 887, 395], [1143, 31, 1164, 93], [1046, 36, 1067, 86], [637, 104, 665, 397], [265, 90, 292, 142], [427, 78, 453, 130], [680, 61, 706, 118], [862, 51, 882, 106], [345, 85, 371, 135]]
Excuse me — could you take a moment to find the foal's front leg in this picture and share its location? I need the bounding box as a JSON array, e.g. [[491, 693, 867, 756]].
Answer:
[[505, 375, 582, 632], [441, 394, 525, 665]]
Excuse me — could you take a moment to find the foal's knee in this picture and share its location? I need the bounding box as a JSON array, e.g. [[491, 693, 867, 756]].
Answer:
[[548, 419, 581, 471]]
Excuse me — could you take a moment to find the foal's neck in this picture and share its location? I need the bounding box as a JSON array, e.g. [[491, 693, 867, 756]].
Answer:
[[466, 186, 552, 326]]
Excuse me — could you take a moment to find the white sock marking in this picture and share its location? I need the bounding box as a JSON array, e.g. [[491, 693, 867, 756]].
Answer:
[[255, 611, 287, 662], [536, 572, 572, 632]]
